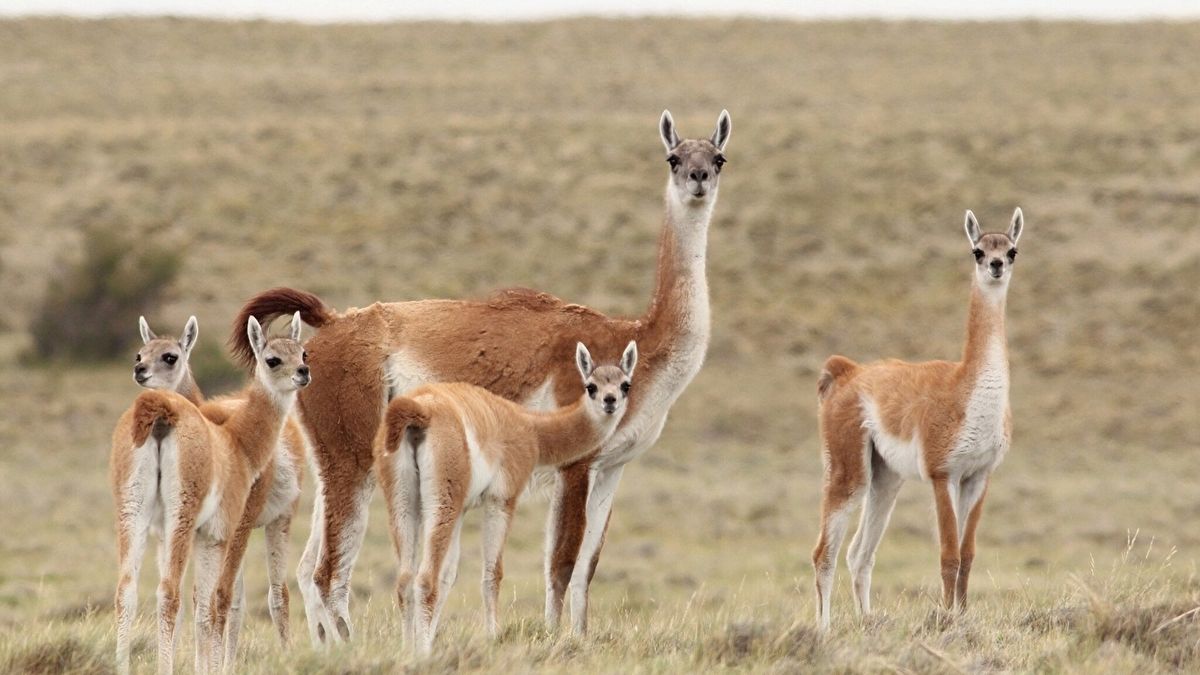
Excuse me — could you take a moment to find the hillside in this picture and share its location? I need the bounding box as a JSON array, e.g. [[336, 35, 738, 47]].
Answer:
[[0, 18, 1197, 673]]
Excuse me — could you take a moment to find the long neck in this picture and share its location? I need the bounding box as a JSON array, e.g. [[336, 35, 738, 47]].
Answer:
[[640, 186, 714, 352], [175, 368, 203, 405], [531, 399, 618, 467], [961, 278, 1009, 374], [225, 379, 292, 471]]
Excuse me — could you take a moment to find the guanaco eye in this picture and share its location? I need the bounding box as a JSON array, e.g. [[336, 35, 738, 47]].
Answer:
[[302, 350, 309, 363], [1007, 248, 1018, 261], [972, 248, 985, 262], [265, 357, 282, 369], [714, 155, 726, 172], [162, 353, 177, 365], [667, 156, 680, 172], [620, 381, 631, 395], [135, 354, 141, 362], [586, 383, 598, 398]]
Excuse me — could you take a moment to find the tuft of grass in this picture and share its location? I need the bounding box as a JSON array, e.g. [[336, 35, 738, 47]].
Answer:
[[702, 620, 769, 665], [1087, 602, 1200, 668], [1020, 605, 1086, 635], [3, 636, 108, 675]]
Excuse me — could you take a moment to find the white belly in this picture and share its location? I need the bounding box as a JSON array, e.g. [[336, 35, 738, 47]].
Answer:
[[859, 395, 926, 480], [194, 483, 224, 540], [462, 421, 504, 507]]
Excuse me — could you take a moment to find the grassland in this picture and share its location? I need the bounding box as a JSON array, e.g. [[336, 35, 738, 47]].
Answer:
[[0, 16, 1197, 674]]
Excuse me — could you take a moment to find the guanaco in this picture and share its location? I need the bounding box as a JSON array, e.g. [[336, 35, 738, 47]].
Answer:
[[376, 341, 637, 654], [229, 110, 731, 641], [112, 313, 308, 674], [132, 315, 306, 667], [812, 208, 1024, 630]]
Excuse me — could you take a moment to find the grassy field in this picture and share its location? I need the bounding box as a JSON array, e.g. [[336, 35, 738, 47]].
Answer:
[[0, 16, 1198, 673]]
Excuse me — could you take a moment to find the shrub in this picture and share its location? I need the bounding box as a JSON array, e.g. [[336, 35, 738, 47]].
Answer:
[[189, 339, 246, 395], [29, 227, 180, 361]]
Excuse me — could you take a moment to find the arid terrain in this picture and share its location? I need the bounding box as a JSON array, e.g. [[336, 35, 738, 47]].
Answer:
[[0, 17, 1197, 673]]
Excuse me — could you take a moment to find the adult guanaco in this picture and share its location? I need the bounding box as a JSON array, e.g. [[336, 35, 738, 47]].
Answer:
[[229, 109, 731, 641]]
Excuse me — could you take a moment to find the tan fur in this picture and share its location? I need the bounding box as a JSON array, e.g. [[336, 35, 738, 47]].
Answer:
[[811, 210, 1023, 629], [128, 319, 307, 665], [817, 355, 859, 402], [375, 350, 634, 654], [230, 111, 730, 640], [134, 316, 202, 403], [111, 319, 308, 675]]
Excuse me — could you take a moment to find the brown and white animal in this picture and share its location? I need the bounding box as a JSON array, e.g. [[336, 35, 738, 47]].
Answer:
[[111, 313, 309, 675], [132, 316, 307, 666], [811, 208, 1024, 630], [229, 109, 730, 642], [376, 341, 637, 655]]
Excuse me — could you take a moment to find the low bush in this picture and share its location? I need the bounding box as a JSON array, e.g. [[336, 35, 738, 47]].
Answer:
[[190, 339, 246, 395], [29, 227, 180, 361]]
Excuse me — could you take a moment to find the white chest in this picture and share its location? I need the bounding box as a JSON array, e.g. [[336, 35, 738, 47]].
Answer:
[[522, 378, 558, 413], [595, 330, 708, 471], [255, 441, 303, 527], [385, 351, 436, 400], [949, 341, 1011, 475]]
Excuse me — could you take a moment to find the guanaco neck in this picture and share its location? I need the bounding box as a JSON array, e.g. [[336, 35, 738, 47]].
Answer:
[[175, 369, 203, 405], [530, 399, 619, 467], [960, 277, 1009, 378], [639, 186, 714, 356], [224, 379, 293, 472]]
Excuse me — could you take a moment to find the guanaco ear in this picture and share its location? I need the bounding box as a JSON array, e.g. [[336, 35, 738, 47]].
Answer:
[[620, 341, 638, 378], [711, 109, 731, 151], [660, 110, 680, 153], [289, 311, 302, 341], [1008, 207, 1024, 245], [180, 316, 199, 355], [138, 316, 156, 344], [964, 210, 982, 247], [247, 316, 267, 359], [575, 342, 594, 382]]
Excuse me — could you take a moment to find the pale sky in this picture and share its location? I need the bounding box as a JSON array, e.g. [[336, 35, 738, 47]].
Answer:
[[2, 0, 1198, 22]]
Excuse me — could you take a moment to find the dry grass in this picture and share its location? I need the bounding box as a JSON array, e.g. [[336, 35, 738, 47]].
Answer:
[[0, 16, 1197, 674]]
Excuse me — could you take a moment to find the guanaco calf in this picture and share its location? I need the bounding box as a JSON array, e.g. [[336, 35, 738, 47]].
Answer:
[[812, 208, 1024, 630], [132, 316, 307, 667], [376, 341, 638, 655], [112, 313, 309, 675]]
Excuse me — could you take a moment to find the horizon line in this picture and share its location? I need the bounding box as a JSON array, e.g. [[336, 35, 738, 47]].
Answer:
[[3, 11, 1200, 25]]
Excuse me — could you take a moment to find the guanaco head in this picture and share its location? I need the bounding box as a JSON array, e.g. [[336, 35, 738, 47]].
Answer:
[[245, 311, 310, 394], [965, 208, 1024, 286], [134, 315, 198, 390], [575, 341, 638, 418], [660, 109, 731, 207]]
